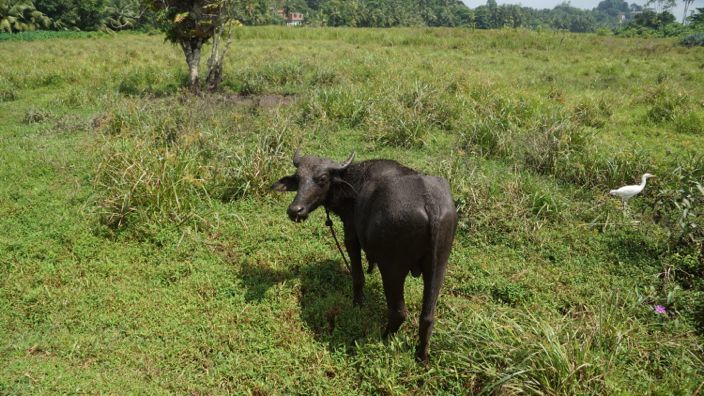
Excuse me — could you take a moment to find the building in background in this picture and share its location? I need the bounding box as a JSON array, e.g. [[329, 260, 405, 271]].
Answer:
[[276, 9, 304, 26]]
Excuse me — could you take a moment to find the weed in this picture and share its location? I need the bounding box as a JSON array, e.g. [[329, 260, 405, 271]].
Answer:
[[22, 107, 55, 124], [644, 86, 689, 124], [572, 96, 612, 128], [0, 77, 18, 102], [673, 110, 704, 135]]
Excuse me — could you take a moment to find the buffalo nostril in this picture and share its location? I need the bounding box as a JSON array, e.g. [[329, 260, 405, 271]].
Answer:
[[288, 205, 305, 216]]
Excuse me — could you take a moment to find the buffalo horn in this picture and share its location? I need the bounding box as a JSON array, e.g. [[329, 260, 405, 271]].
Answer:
[[292, 149, 302, 167], [334, 151, 356, 170]]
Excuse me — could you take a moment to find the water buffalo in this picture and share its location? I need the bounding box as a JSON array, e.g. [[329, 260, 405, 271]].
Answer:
[[271, 151, 457, 362]]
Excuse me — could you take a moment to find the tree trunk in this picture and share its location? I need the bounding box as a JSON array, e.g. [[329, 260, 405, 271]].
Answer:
[[205, 23, 232, 93], [181, 39, 203, 94], [682, 0, 692, 24]]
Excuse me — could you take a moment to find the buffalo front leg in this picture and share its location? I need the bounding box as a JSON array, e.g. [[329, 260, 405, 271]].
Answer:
[[344, 235, 365, 306]]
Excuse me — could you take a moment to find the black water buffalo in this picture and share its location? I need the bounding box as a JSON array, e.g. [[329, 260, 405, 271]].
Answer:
[[272, 151, 457, 362]]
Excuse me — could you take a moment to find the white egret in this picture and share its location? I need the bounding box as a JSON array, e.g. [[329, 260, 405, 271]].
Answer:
[[609, 173, 655, 210]]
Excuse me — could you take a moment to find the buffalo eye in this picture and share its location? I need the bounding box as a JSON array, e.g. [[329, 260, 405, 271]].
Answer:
[[315, 174, 329, 185]]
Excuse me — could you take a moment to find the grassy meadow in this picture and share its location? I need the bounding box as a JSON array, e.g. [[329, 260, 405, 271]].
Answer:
[[1, 27, 703, 394]]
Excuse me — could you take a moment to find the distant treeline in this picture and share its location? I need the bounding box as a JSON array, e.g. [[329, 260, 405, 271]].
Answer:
[[1, 0, 703, 37]]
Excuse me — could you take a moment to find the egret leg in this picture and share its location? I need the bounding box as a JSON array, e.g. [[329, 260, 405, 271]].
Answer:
[[622, 200, 633, 221]]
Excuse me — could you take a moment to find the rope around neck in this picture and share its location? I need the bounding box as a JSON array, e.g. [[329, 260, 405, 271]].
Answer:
[[324, 205, 352, 274]]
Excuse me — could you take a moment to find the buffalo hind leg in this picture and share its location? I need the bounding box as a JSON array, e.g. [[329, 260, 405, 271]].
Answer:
[[416, 266, 447, 363], [380, 267, 409, 338]]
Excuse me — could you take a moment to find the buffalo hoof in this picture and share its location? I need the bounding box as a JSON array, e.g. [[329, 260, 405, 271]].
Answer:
[[415, 349, 429, 365], [353, 294, 365, 307], [382, 328, 391, 339]]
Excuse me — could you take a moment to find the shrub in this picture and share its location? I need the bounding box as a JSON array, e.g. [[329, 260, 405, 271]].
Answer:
[[369, 81, 459, 148], [299, 87, 373, 128], [571, 96, 612, 128], [523, 114, 591, 176], [229, 60, 311, 95], [93, 97, 299, 237], [23, 107, 54, 124], [0, 78, 17, 102], [117, 67, 182, 97], [673, 110, 704, 134], [680, 33, 704, 47], [653, 155, 704, 263], [644, 86, 689, 124]]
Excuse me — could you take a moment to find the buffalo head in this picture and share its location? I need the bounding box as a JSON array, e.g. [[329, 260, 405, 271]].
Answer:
[[271, 150, 355, 222]]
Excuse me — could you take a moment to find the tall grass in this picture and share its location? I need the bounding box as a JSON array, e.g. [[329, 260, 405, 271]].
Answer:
[[92, 96, 300, 236]]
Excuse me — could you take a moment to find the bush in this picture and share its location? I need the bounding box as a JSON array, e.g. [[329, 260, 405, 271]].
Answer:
[[571, 96, 612, 128], [23, 107, 55, 124], [93, 97, 300, 237], [117, 67, 182, 97], [680, 33, 704, 47], [673, 110, 704, 134], [299, 87, 373, 128], [368, 81, 460, 148], [0, 78, 17, 102], [229, 60, 312, 95], [644, 86, 689, 124], [461, 91, 540, 158], [653, 155, 704, 262]]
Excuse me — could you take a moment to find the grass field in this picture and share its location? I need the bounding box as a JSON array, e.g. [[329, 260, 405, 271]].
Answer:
[[1, 27, 703, 394]]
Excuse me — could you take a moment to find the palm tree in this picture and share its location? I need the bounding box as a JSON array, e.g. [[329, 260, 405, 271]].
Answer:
[[0, 1, 52, 32]]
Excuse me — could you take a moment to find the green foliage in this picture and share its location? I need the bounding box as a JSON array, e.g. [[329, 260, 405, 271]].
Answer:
[[149, 0, 226, 43], [673, 109, 704, 134], [680, 32, 704, 47], [644, 86, 689, 124], [93, 96, 299, 236], [117, 65, 183, 96], [0, 29, 106, 39], [0, 78, 18, 102], [653, 156, 704, 261], [35, 0, 110, 30], [688, 7, 704, 28], [0, 0, 52, 32]]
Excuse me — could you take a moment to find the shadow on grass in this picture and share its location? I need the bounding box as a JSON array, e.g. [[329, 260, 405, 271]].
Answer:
[[604, 229, 662, 272], [298, 259, 387, 353], [238, 263, 297, 302]]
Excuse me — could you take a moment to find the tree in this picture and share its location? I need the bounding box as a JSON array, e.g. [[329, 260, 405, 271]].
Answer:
[[105, 0, 145, 30], [231, 0, 274, 25], [597, 0, 629, 16], [681, 0, 694, 24], [474, 5, 490, 28], [687, 7, 704, 27], [0, 0, 52, 32], [645, 0, 676, 13], [320, 0, 360, 26], [35, 0, 110, 30], [148, 0, 234, 93]]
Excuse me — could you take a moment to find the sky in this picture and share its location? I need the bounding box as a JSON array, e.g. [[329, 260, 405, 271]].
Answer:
[[460, 0, 704, 23]]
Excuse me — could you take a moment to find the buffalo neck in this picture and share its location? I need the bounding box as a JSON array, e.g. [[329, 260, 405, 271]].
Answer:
[[325, 162, 365, 223], [324, 159, 418, 224]]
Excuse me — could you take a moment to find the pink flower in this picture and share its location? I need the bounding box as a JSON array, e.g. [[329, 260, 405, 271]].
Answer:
[[654, 305, 667, 315]]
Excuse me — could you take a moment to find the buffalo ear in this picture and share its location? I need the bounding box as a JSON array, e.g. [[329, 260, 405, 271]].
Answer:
[[271, 176, 298, 192]]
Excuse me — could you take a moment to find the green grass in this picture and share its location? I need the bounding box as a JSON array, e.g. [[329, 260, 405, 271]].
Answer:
[[1, 27, 703, 394]]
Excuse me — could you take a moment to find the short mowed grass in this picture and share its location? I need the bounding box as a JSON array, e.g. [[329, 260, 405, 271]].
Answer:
[[1, 28, 703, 394]]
